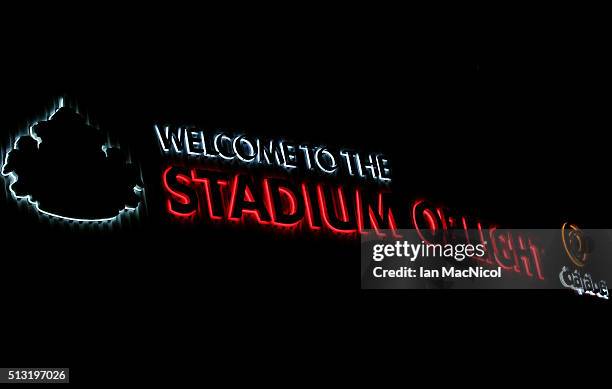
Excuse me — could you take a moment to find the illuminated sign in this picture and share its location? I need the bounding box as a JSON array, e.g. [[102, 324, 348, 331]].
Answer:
[[155, 125, 392, 183], [561, 222, 589, 267], [560, 266, 608, 299], [559, 224, 607, 299], [2, 100, 144, 223], [161, 166, 398, 234], [0, 100, 549, 282], [156, 126, 546, 281]]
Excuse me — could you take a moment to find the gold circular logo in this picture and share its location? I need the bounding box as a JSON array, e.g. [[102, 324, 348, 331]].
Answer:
[[561, 222, 588, 267]]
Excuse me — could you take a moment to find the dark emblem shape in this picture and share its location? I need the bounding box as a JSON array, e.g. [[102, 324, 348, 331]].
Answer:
[[2, 106, 143, 221]]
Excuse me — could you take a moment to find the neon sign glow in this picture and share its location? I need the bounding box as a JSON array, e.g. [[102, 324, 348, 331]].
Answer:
[[152, 123, 547, 281], [155, 125, 392, 183], [1, 99, 144, 224], [161, 165, 545, 280]]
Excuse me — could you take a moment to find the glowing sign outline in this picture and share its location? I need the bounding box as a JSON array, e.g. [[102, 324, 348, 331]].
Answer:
[[1, 98, 144, 223]]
